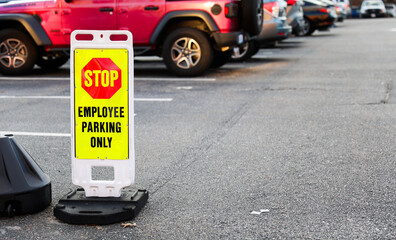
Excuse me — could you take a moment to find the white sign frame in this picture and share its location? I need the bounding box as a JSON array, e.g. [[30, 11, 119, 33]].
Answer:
[[70, 30, 134, 197]]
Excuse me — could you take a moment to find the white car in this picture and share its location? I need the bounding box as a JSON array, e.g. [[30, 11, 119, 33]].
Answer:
[[360, 0, 386, 18], [385, 4, 396, 17]]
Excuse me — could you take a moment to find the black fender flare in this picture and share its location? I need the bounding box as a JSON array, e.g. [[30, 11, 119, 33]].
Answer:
[[149, 10, 219, 45], [0, 13, 52, 46]]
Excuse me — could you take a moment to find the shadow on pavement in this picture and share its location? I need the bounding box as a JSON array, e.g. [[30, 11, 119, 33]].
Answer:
[[309, 32, 337, 38], [246, 57, 292, 64]]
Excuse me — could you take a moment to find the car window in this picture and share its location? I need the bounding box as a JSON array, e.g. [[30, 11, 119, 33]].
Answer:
[[363, 1, 383, 6]]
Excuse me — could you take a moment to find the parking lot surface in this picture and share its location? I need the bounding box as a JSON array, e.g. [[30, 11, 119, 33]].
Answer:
[[0, 19, 395, 239]]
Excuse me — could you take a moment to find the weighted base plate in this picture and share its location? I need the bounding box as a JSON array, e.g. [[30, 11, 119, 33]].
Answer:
[[54, 188, 148, 225], [0, 183, 51, 217]]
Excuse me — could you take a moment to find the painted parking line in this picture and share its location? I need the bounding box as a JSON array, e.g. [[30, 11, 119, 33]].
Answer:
[[0, 95, 70, 99], [0, 77, 216, 82], [0, 131, 71, 137], [0, 95, 173, 101], [134, 98, 173, 102], [135, 77, 216, 82], [0, 77, 69, 81]]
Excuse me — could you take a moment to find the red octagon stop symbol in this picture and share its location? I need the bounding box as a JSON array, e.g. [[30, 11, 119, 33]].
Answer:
[[81, 58, 121, 99]]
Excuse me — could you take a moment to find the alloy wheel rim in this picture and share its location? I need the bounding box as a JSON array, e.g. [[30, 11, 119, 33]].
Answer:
[[302, 19, 310, 35], [171, 37, 201, 69], [232, 42, 249, 59], [0, 39, 28, 69]]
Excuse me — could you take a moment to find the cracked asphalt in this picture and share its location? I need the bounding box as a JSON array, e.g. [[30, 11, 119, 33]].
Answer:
[[0, 18, 395, 239]]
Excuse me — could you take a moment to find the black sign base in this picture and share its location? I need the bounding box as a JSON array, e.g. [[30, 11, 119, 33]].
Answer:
[[54, 188, 148, 225], [0, 135, 51, 217]]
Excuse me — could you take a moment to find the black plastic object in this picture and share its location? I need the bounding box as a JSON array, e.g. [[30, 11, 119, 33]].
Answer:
[[0, 135, 51, 217], [54, 188, 148, 225]]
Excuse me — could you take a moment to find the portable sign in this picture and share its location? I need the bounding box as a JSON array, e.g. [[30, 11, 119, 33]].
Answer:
[[70, 30, 134, 197], [75, 51, 128, 160]]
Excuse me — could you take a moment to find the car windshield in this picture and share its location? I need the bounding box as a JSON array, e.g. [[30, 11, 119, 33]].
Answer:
[[364, 1, 382, 6]]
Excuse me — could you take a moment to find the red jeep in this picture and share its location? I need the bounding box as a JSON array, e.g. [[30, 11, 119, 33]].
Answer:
[[0, 0, 263, 76]]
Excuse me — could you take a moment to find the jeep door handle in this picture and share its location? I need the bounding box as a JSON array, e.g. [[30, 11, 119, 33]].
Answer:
[[100, 7, 114, 12], [144, 5, 159, 11]]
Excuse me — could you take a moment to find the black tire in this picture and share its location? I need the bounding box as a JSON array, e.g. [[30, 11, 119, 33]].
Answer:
[[265, 41, 277, 48], [211, 50, 232, 68], [301, 17, 315, 36], [293, 24, 305, 37], [251, 41, 260, 56], [0, 29, 38, 75], [163, 28, 213, 76], [230, 40, 257, 62], [37, 54, 69, 70], [241, 0, 264, 36]]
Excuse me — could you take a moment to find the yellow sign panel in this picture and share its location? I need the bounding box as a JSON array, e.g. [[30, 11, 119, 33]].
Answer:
[[74, 49, 129, 160]]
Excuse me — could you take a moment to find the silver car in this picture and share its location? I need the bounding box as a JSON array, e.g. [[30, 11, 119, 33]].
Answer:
[[385, 4, 396, 17], [286, 0, 305, 36], [231, 0, 292, 61]]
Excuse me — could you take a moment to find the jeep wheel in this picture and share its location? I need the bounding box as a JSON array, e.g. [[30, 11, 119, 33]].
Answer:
[[0, 29, 37, 75], [230, 41, 257, 62], [37, 54, 69, 70], [241, 0, 264, 36], [163, 28, 212, 76]]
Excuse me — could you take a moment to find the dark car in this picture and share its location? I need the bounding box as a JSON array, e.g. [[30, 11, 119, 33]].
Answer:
[[300, 0, 337, 36]]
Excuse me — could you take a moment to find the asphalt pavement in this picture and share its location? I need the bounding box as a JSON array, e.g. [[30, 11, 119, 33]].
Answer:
[[0, 18, 395, 239]]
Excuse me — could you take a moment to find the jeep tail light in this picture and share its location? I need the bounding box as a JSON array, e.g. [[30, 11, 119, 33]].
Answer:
[[225, 3, 238, 18], [287, 0, 297, 6]]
